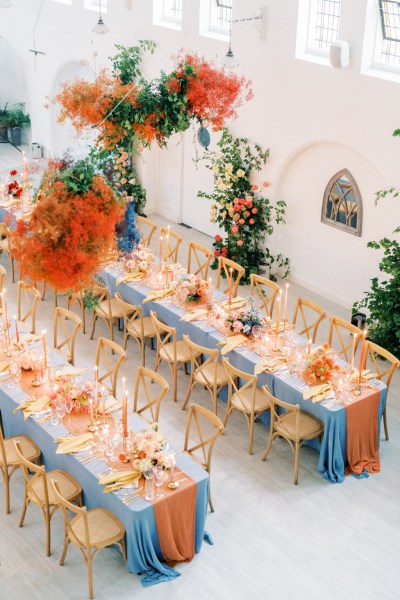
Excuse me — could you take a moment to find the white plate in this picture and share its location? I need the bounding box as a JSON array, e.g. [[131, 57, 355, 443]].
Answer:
[[30, 408, 52, 419]]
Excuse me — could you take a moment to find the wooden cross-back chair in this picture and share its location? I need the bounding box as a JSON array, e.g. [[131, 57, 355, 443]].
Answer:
[[292, 297, 326, 343], [13, 441, 82, 557], [54, 307, 82, 366], [54, 289, 87, 334], [261, 387, 325, 485], [183, 403, 224, 513], [327, 315, 362, 362], [0, 223, 16, 282], [0, 427, 40, 514], [17, 280, 41, 334], [90, 283, 124, 342], [159, 226, 182, 264], [136, 215, 158, 247], [95, 337, 126, 396], [363, 340, 400, 441], [216, 256, 245, 297], [249, 273, 280, 318], [222, 357, 270, 455], [182, 335, 229, 416], [114, 292, 156, 367], [187, 241, 212, 280], [50, 479, 126, 600], [150, 311, 197, 402], [133, 366, 169, 425]]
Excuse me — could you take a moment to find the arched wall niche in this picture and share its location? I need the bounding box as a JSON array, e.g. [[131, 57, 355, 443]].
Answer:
[[270, 140, 387, 309], [50, 60, 96, 159]]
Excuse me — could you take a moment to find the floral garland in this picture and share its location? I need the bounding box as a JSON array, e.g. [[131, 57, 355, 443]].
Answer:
[[12, 158, 123, 292], [198, 128, 290, 283]]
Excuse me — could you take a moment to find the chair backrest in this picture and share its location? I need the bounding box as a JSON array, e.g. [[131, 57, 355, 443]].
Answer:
[[262, 386, 300, 440], [292, 297, 326, 343], [0, 223, 13, 253], [187, 241, 212, 280], [363, 340, 400, 391], [50, 479, 91, 554], [0, 426, 8, 469], [249, 273, 280, 318], [183, 334, 220, 388], [92, 283, 112, 317], [114, 292, 144, 338], [95, 337, 126, 396], [216, 256, 245, 297], [327, 316, 362, 361], [54, 307, 82, 366], [133, 366, 169, 423], [13, 440, 49, 507], [136, 215, 158, 247], [150, 311, 177, 363], [17, 280, 41, 334], [0, 264, 6, 295], [222, 357, 259, 413], [183, 403, 224, 473], [159, 226, 182, 264]]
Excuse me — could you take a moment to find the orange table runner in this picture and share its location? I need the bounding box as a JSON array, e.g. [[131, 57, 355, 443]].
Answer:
[[345, 388, 381, 476], [152, 468, 196, 565]]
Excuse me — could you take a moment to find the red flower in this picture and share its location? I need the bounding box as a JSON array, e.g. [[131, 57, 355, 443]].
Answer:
[[214, 249, 221, 256], [249, 218, 255, 225], [214, 234, 222, 241], [10, 169, 17, 176], [252, 208, 258, 214], [252, 184, 258, 191]]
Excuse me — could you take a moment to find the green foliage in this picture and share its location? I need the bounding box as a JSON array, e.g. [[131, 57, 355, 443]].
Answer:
[[6, 102, 31, 128], [198, 128, 290, 283], [110, 41, 156, 84], [353, 231, 400, 358]]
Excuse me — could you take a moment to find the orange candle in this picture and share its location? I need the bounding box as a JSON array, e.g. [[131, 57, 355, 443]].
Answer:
[[94, 366, 98, 406], [41, 329, 47, 369], [358, 329, 368, 382], [350, 332, 357, 371], [14, 315, 19, 343], [283, 283, 289, 322], [123, 391, 128, 436], [308, 338, 312, 355]]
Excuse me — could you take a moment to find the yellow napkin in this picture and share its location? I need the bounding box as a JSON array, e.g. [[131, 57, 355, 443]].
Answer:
[[142, 288, 174, 304], [22, 395, 50, 420], [14, 397, 38, 412], [180, 308, 208, 322], [312, 389, 334, 403], [218, 334, 247, 355], [350, 369, 378, 383], [303, 384, 332, 401], [56, 432, 94, 454], [99, 470, 139, 486], [55, 367, 87, 378], [0, 361, 10, 373], [105, 400, 123, 414], [116, 272, 144, 286], [254, 357, 287, 375], [222, 296, 248, 311], [101, 471, 141, 492]]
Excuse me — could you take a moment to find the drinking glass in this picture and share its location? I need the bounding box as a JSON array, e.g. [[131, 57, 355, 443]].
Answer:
[[8, 361, 21, 389], [153, 465, 167, 498], [107, 433, 120, 462], [144, 469, 155, 501], [55, 401, 66, 426]]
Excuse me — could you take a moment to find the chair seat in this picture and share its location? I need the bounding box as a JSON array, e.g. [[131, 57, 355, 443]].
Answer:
[[276, 411, 324, 441], [28, 469, 81, 506], [231, 387, 270, 413], [70, 507, 125, 547], [127, 316, 156, 339], [160, 340, 195, 364], [194, 362, 229, 387], [1, 434, 41, 467], [95, 298, 124, 319]]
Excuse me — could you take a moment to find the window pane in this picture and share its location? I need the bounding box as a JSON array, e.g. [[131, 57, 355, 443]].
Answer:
[[163, 0, 182, 21], [313, 0, 341, 49]]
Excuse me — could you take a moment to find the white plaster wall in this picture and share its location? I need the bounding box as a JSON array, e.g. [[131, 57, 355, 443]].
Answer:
[[0, 0, 399, 308]]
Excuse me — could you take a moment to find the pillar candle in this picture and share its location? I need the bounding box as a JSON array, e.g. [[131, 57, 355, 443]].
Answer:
[[41, 329, 47, 369], [275, 290, 282, 334], [14, 315, 19, 343], [94, 366, 98, 406], [308, 338, 312, 355], [283, 283, 289, 322]]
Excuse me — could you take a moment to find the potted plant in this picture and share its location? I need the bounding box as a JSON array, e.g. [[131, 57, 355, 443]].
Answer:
[[7, 102, 31, 146], [0, 104, 10, 143]]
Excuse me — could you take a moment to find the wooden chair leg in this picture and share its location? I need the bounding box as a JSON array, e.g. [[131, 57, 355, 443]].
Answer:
[[262, 433, 274, 461], [59, 536, 70, 566], [4, 471, 10, 514], [45, 509, 51, 556], [173, 364, 178, 402], [18, 496, 29, 527], [383, 405, 389, 441], [182, 381, 194, 411], [294, 441, 300, 485], [87, 554, 94, 600], [248, 416, 255, 455], [90, 315, 97, 340]]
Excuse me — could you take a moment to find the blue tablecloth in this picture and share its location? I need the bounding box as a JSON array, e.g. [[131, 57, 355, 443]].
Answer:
[[0, 380, 209, 585], [101, 265, 387, 484]]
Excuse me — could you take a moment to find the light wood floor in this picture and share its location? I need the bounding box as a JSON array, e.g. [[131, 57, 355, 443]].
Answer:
[[1, 144, 400, 600]]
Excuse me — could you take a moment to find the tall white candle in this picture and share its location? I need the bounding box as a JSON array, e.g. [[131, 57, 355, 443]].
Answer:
[[283, 283, 289, 322]]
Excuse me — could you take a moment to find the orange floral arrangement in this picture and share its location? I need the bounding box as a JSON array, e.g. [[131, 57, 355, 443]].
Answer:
[[12, 161, 123, 292], [303, 343, 341, 385]]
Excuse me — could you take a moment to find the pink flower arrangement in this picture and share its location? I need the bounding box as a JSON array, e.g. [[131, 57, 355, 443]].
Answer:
[[51, 377, 92, 413], [128, 426, 174, 473], [172, 273, 210, 303]]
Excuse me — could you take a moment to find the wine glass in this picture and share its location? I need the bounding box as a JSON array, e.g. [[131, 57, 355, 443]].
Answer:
[[153, 465, 167, 498], [107, 433, 120, 462], [55, 400, 66, 427], [144, 469, 155, 501], [8, 361, 21, 389]]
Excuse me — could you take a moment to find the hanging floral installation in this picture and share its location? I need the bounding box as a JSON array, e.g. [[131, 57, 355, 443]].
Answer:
[[12, 158, 123, 292], [198, 128, 290, 283]]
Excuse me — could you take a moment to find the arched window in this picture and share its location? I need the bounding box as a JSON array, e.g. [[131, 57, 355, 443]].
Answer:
[[321, 169, 362, 236]]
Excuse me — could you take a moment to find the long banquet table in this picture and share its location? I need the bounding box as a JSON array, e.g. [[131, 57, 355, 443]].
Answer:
[[101, 264, 387, 484], [0, 361, 209, 586]]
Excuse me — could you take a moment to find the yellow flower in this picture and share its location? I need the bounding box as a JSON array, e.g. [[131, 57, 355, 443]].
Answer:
[[236, 169, 245, 177]]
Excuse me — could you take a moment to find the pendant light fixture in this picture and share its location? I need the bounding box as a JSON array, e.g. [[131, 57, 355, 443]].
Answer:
[[222, 6, 267, 69], [93, 0, 109, 35], [223, 22, 239, 69]]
